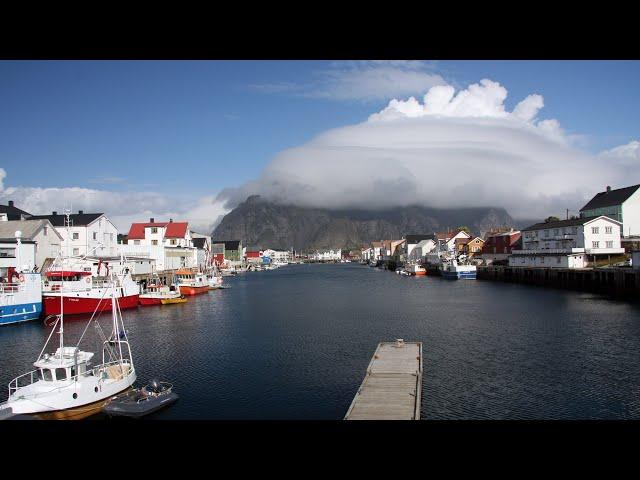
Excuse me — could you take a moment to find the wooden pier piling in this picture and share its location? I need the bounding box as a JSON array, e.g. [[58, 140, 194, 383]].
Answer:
[[345, 340, 422, 420]]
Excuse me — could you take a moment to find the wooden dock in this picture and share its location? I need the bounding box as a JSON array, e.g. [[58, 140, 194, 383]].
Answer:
[[345, 340, 422, 420]]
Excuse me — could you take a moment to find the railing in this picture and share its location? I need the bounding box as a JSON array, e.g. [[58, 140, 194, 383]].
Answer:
[[0, 282, 25, 295], [8, 359, 134, 397]]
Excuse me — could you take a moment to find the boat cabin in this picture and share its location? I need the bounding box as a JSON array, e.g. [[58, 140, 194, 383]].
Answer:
[[33, 347, 94, 383], [43, 270, 93, 291]]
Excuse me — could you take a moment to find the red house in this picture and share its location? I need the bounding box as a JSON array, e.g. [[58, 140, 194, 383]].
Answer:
[[481, 230, 521, 260]]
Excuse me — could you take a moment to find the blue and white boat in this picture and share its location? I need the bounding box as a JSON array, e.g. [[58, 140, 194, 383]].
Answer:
[[440, 258, 477, 280], [1, 232, 42, 325]]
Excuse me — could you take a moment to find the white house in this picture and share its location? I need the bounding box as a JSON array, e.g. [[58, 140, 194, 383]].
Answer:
[[29, 211, 119, 257], [580, 184, 640, 237], [509, 216, 625, 268], [191, 232, 212, 269], [0, 219, 63, 271], [312, 249, 342, 261], [436, 230, 472, 252], [408, 239, 436, 263], [262, 249, 291, 264], [121, 218, 197, 271], [0, 236, 36, 276]]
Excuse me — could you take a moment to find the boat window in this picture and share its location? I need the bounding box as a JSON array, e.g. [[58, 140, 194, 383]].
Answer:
[[36, 369, 44, 381], [55, 368, 67, 381], [43, 369, 53, 381], [70, 366, 77, 378]]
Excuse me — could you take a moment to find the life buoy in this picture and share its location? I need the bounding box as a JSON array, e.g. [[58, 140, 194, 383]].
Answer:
[[18, 274, 25, 282], [86, 276, 92, 284]]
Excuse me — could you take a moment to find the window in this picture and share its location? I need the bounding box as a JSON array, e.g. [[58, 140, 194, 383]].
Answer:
[[541, 257, 545, 264], [151, 240, 158, 246], [43, 369, 53, 381], [170, 239, 177, 245], [73, 248, 79, 255], [544, 230, 549, 237], [592, 241, 600, 248], [134, 240, 140, 245], [605, 226, 613, 234], [151, 227, 158, 234], [93, 232, 97, 240], [606, 241, 613, 248], [572, 227, 577, 235], [554, 229, 559, 235], [557, 257, 561, 264], [592, 227, 599, 234], [72, 232, 79, 240], [55, 368, 67, 381], [44, 226, 47, 236]]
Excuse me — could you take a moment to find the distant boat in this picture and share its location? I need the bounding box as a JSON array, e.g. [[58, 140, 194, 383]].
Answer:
[[406, 264, 426, 276]]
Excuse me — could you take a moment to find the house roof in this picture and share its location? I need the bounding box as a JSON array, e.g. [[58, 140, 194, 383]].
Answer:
[[521, 215, 620, 232], [436, 230, 470, 240], [0, 202, 31, 220], [485, 230, 520, 239], [580, 184, 640, 211], [212, 240, 241, 251], [127, 221, 189, 239], [192, 237, 208, 249], [29, 212, 104, 227], [371, 241, 384, 248], [0, 219, 62, 241], [405, 234, 436, 244]]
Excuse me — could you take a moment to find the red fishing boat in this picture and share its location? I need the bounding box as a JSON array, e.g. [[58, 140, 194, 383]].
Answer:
[[175, 269, 210, 296], [42, 270, 140, 316]]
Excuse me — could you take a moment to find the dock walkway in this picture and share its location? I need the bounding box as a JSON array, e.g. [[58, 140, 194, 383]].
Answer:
[[345, 340, 422, 420]]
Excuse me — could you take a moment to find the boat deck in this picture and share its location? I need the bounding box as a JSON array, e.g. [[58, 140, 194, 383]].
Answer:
[[344, 340, 422, 420]]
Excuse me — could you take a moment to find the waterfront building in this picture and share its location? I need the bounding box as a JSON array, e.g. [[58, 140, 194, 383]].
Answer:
[[191, 233, 212, 269], [0, 219, 62, 271], [509, 216, 625, 268], [382, 239, 405, 261], [0, 237, 36, 273], [211, 240, 243, 264], [435, 230, 472, 252], [211, 242, 225, 265], [262, 249, 291, 264], [29, 210, 119, 257], [122, 218, 197, 271], [455, 236, 485, 257], [370, 241, 384, 261], [407, 239, 436, 263], [0, 200, 32, 221], [480, 229, 521, 264], [245, 250, 262, 264], [403, 234, 436, 259], [312, 249, 342, 261], [580, 184, 640, 237]]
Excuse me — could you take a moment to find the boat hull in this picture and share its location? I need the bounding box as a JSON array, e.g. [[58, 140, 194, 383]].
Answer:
[[161, 297, 187, 305], [179, 285, 210, 296], [43, 294, 139, 316], [138, 296, 162, 306], [441, 270, 477, 280], [0, 302, 42, 325]]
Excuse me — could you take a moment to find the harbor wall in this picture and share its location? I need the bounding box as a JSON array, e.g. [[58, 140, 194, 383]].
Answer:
[[477, 266, 640, 299]]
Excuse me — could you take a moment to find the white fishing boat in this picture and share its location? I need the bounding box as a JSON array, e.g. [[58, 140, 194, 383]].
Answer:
[[0, 231, 42, 325], [0, 270, 136, 420], [441, 257, 477, 280]]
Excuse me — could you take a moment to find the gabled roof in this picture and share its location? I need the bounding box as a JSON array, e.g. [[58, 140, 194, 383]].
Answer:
[[192, 237, 208, 249], [580, 184, 640, 211], [522, 215, 620, 232], [436, 230, 471, 240], [0, 202, 31, 220], [0, 219, 62, 241], [405, 234, 436, 244], [29, 212, 104, 227], [128, 221, 189, 239]]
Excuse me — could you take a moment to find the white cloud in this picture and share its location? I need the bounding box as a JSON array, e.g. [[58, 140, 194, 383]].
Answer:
[[0, 168, 6, 191], [250, 61, 447, 102], [0, 177, 228, 234], [220, 79, 640, 220]]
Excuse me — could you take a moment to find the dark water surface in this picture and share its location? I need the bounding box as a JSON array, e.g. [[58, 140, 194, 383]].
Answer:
[[2, 263, 640, 419]]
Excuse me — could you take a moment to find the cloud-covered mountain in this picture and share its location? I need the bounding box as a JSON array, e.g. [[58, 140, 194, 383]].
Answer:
[[212, 195, 517, 251]]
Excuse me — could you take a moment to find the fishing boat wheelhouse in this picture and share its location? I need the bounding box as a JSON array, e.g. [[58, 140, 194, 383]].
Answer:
[[139, 282, 182, 306]]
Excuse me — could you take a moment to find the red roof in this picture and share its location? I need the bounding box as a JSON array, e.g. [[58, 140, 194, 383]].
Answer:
[[128, 221, 189, 239], [245, 251, 261, 258]]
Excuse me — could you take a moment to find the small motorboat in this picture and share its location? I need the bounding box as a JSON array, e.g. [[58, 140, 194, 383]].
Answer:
[[103, 379, 178, 418]]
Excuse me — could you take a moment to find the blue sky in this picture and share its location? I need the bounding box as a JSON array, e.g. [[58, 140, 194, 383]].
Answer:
[[0, 60, 639, 229]]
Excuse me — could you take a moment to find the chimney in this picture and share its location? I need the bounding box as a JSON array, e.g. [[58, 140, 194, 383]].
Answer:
[[169, 218, 173, 223], [606, 186, 611, 193], [78, 210, 83, 214], [52, 211, 57, 215], [150, 217, 155, 223], [8, 200, 14, 207]]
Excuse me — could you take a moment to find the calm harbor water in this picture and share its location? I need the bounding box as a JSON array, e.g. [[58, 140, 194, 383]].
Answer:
[[2, 263, 640, 420]]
